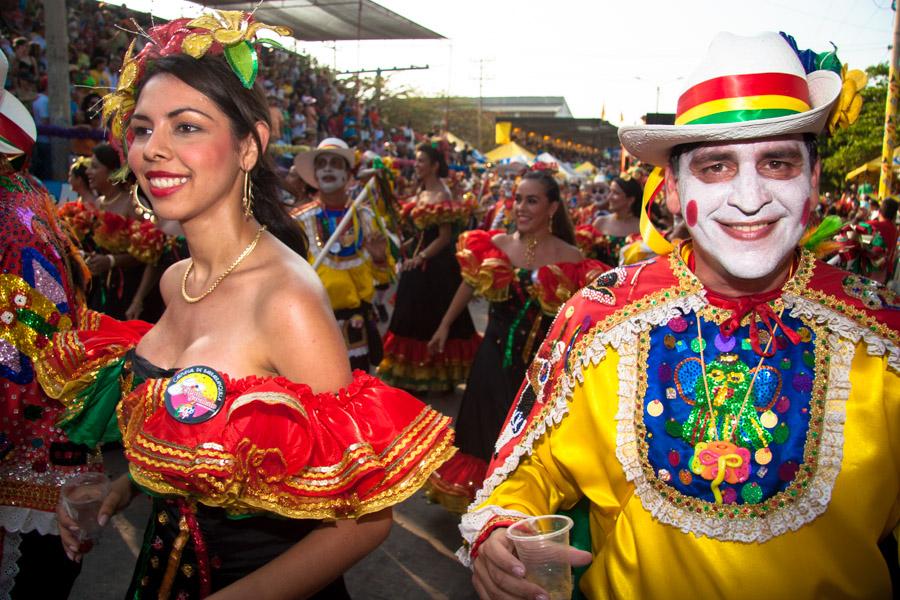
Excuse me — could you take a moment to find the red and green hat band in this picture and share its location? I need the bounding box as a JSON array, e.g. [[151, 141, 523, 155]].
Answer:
[[0, 112, 35, 156], [675, 72, 811, 126]]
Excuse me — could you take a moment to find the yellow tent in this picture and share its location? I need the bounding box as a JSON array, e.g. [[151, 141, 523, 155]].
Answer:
[[845, 148, 900, 181], [575, 161, 598, 174], [485, 142, 536, 163], [444, 131, 477, 153]]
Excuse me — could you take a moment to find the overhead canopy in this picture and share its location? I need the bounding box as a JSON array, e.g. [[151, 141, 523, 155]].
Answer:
[[846, 148, 900, 181], [199, 1, 444, 41], [485, 142, 535, 163]]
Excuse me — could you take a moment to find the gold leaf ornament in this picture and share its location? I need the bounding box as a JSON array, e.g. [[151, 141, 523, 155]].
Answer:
[[212, 28, 244, 45], [246, 22, 292, 39], [181, 32, 215, 59], [185, 14, 224, 31]]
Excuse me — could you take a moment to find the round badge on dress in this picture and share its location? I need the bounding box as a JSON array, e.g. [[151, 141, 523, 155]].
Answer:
[[164, 366, 226, 425]]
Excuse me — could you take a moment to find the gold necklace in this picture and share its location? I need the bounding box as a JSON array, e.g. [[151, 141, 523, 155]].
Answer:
[[97, 189, 126, 208], [524, 235, 539, 269], [181, 226, 266, 304]]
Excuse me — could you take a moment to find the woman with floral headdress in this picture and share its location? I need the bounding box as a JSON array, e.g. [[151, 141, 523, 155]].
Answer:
[[38, 12, 455, 599]]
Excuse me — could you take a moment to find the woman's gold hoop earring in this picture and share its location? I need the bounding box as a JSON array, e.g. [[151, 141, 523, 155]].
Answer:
[[242, 171, 254, 217], [131, 184, 156, 222]]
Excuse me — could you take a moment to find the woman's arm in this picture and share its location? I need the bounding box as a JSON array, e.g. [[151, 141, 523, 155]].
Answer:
[[208, 509, 392, 600], [427, 282, 474, 354], [85, 251, 140, 276], [403, 222, 453, 271]]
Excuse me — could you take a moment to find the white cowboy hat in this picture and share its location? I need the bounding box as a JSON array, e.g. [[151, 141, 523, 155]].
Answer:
[[0, 52, 37, 157], [294, 137, 357, 189], [619, 32, 842, 167]]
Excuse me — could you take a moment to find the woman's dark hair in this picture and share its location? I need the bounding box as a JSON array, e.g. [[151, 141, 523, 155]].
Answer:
[[520, 171, 576, 245], [92, 142, 121, 171], [69, 161, 90, 188], [135, 53, 307, 257], [416, 142, 449, 179], [612, 176, 643, 218]]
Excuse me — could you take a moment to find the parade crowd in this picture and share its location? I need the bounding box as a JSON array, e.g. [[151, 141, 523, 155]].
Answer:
[[1, 1, 899, 600]]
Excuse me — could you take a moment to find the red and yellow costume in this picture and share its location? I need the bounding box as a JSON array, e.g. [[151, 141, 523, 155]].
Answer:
[[36, 309, 456, 598], [460, 243, 900, 599]]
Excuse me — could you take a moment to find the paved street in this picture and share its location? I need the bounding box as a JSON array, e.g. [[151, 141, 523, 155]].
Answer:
[[70, 297, 490, 600]]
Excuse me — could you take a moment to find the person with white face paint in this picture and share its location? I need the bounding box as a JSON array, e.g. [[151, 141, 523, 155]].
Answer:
[[462, 32, 900, 600], [293, 138, 391, 370]]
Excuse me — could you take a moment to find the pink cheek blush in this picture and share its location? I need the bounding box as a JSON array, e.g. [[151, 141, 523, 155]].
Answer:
[[685, 200, 698, 227], [801, 198, 810, 227]]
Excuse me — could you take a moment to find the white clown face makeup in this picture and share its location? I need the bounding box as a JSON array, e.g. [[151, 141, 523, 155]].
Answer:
[[314, 153, 349, 193], [668, 137, 816, 281]]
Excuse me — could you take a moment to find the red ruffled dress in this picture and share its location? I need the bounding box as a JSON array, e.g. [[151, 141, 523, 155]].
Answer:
[[426, 230, 607, 512], [378, 199, 482, 392], [36, 309, 456, 599]]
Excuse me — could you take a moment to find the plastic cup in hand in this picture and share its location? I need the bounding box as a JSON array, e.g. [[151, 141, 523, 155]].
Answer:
[[61, 472, 110, 552], [506, 515, 575, 600]]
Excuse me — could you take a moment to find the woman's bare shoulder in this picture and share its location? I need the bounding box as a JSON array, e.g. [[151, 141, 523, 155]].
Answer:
[[159, 259, 190, 306]]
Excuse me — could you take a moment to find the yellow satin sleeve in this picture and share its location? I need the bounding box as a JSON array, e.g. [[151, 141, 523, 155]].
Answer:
[[316, 262, 375, 310], [478, 342, 900, 599]]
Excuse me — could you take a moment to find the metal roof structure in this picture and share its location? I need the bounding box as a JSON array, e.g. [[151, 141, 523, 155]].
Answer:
[[503, 116, 620, 150], [479, 96, 573, 118], [199, 1, 444, 41]]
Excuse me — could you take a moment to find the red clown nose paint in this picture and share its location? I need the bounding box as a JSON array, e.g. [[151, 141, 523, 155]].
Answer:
[[685, 200, 698, 227]]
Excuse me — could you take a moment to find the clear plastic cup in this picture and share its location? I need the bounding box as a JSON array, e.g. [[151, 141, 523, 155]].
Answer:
[[60, 472, 110, 552], [506, 515, 574, 600]]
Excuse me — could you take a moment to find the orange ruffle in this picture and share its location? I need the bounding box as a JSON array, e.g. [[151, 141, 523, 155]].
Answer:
[[533, 259, 609, 314], [378, 332, 482, 392], [36, 307, 152, 400], [92, 211, 133, 254], [58, 201, 99, 242], [456, 230, 609, 313], [121, 370, 456, 519], [575, 224, 603, 256], [127, 219, 167, 264], [407, 199, 473, 230], [425, 451, 488, 513], [457, 230, 515, 302]]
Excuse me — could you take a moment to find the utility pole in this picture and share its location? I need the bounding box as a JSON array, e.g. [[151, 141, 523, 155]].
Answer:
[[879, 4, 900, 199], [472, 58, 493, 150], [44, 0, 71, 180]]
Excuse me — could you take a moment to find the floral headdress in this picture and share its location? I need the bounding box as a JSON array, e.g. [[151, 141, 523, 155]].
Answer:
[[102, 10, 291, 174]]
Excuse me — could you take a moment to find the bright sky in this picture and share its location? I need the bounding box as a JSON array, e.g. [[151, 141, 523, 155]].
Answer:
[[107, 0, 893, 124]]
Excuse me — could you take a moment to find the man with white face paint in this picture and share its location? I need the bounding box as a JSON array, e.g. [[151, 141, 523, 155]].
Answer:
[[462, 32, 900, 600], [293, 138, 391, 370]]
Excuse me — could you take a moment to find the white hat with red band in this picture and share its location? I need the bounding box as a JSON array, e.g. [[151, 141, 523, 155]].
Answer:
[[618, 32, 842, 167], [0, 52, 37, 157]]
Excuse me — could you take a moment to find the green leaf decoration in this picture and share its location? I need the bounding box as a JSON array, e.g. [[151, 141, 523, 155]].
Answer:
[[224, 40, 258, 89], [256, 38, 286, 51]]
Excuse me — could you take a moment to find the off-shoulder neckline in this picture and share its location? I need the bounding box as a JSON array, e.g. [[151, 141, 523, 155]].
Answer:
[[486, 231, 587, 272], [130, 350, 369, 398]]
